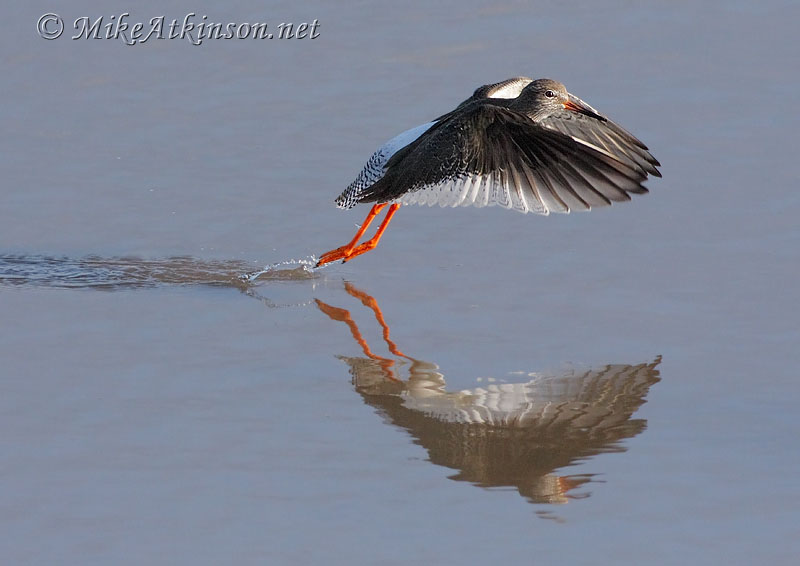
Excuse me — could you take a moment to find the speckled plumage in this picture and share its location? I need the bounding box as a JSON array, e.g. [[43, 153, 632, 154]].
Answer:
[[355, 78, 661, 215], [335, 121, 436, 209], [317, 76, 661, 267], [335, 77, 534, 210]]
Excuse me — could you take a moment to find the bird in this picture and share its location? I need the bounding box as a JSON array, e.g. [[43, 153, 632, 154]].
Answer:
[[315, 77, 661, 267]]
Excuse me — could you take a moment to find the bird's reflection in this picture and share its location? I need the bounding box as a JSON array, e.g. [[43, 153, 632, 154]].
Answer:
[[317, 282, 661, 505]]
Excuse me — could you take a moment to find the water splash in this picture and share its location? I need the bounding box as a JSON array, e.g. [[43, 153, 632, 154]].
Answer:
[[240, 257, 319, 284], [0, 254, 320, 291]]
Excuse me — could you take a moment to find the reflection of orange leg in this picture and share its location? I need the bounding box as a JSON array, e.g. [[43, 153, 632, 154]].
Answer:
[[316, 203, 400, 267], [344, 282, 407, 358], [315, 299, 399, 381], [557, 476, 593, 501]]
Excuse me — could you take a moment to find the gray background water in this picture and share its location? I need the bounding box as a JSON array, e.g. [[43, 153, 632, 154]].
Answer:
[[2, 1, 799, 564]]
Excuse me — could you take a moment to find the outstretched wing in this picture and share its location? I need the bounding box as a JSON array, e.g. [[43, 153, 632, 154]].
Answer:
[[337, 77, 537, 210], [335, 121, 437, 209], [538, 102, 661, 179], [359, 104, 651, 215]]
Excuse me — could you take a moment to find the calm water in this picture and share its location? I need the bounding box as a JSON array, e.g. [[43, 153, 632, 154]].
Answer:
[[2, 1, 799, 564]]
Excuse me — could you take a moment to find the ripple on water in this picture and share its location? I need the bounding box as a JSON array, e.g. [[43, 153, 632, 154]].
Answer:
[[240, 257, 319, 284], [0, 254, 320, 291]]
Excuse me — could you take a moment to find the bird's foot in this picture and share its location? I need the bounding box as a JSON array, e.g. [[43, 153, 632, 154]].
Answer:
[[315, 246, 353, 267], [315, 203, 400, 268], [346, 240, 378, 259], [316, 240, 379, 268]]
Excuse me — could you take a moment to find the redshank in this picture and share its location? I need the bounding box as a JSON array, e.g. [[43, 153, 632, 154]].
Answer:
[[316, 78, 661, 267]]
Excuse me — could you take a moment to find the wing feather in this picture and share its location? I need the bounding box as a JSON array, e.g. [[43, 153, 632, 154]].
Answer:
[[539, 110, 661, 178], [335, 121, 438, 209], [361, 104, 651, 215]]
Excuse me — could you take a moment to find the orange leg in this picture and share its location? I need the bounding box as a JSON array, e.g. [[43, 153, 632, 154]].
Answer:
[[316, 203, 400, 267], [316, 204, 386, 267]]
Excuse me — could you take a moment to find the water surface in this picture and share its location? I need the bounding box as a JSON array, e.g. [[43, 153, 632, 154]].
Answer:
[[1, 1, 799, 564]]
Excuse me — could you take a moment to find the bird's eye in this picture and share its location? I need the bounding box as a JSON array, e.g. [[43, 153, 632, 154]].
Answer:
[[545, 90, 556, 98]]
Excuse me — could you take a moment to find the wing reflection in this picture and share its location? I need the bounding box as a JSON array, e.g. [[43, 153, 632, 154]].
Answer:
[[318, 283, 661, 505]]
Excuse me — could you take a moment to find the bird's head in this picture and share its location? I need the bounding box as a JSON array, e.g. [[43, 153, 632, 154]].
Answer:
[[515, 79, 607, 122]]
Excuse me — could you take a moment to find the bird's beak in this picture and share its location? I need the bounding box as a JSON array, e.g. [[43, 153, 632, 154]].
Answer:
[[562, 93, 606, 121]]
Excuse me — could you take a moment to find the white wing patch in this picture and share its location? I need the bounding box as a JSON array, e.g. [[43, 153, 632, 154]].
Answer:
[[486, 80, 530, 99], [380, 120, 437, 156], [397, 169, 557, 215], [336, 121, 437, 208]]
